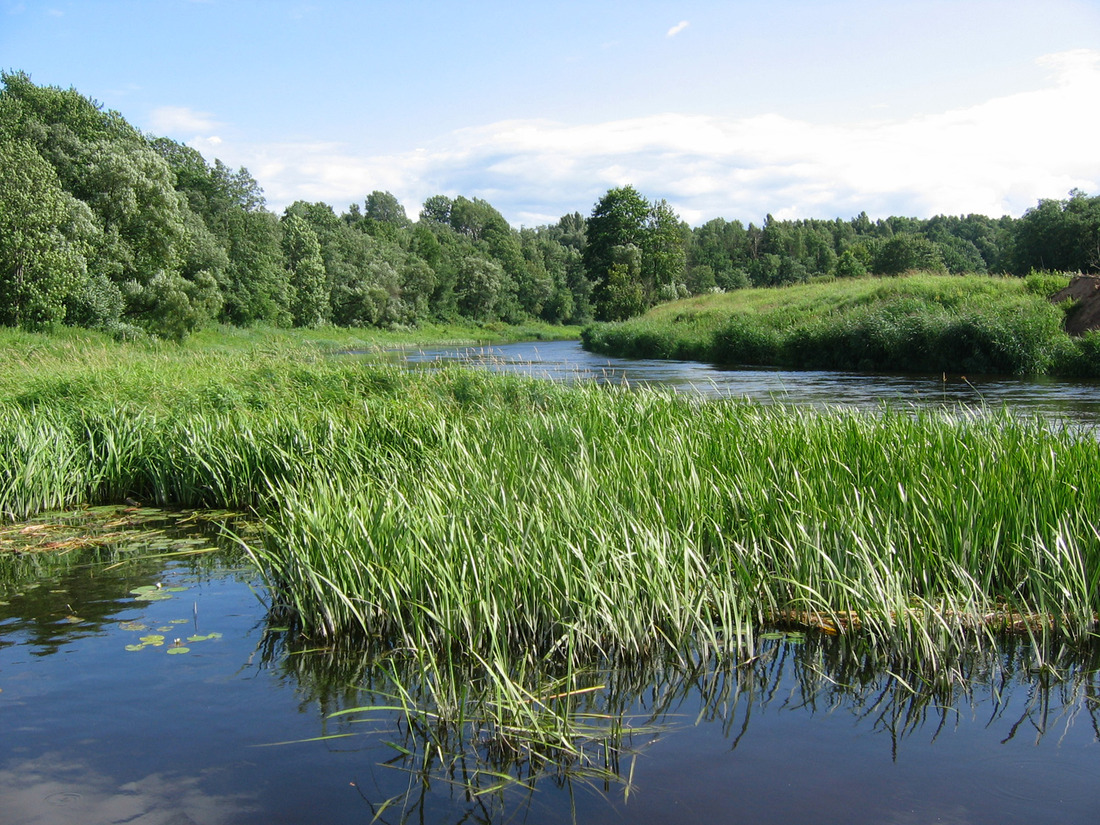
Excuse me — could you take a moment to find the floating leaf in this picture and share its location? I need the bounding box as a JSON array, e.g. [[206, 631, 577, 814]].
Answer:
[[169, 619, 189, 625], [163, 587, 188, 593], [124, 644, 144, 652], [167, 646, 190, 655], [134, 592, 172, 602], [119, 621, 147, 632], [130, 586, 159, 595], [139, 634, 165, 644], [206, 632, 222, 639], [156, 626, 172, 633], [64, 615, 83, 624], [759, 632, 785, 640], [186, 634, 208, 643]]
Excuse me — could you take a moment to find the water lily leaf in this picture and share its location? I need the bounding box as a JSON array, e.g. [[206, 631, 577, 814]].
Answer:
[[170, 619, 189, 625], [119, 621, 147, 632], [785, 632, 806, 644], [130, 585, 160, 595], [139, 634, 165, 644], [124, 644, 144, 652], [167, 646, 190, 655], [206, 632, 222, 639], [163, 587, 188, 593], [143, 640, 164, 647], [134, 592, 172, 602], [186, 634, 208, 642], [64, 615, 83, 624], [759, 632, 785, 640]]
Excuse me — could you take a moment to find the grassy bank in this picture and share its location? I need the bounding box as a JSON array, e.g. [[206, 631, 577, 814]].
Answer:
[[2, 329, 1097, 670], [582, 273, 1100, 377]]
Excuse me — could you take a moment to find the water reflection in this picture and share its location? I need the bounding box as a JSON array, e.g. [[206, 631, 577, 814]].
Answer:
[[0, 754, 257, 825], [375, 339, 1100, 429], [264, 626, 1100, 824]]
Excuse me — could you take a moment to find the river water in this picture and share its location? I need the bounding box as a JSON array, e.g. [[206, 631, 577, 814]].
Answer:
[[3, 347, 1100, 824], [388, 339, 1100, 428]]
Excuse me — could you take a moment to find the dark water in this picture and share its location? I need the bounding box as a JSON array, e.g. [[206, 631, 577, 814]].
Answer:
[[2, 538, 1099, 824], [383, 339, 1100, 429]]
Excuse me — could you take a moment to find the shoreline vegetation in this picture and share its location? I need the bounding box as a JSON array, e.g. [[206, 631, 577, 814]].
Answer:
[[2, 327, 1097, 660], [2, 324, 1099, 779], [582, 271, 1100, 377]]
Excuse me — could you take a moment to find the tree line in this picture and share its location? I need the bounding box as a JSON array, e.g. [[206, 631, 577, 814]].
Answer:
[[2, 72, 1099, 339]]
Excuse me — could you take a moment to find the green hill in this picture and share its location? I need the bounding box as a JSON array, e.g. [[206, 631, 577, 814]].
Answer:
[[582, 273, 1100, 377]]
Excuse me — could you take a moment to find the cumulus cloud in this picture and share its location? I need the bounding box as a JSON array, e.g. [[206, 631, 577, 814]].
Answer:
[[667, 20, 689, 37], [195, 49, 1100, 226]]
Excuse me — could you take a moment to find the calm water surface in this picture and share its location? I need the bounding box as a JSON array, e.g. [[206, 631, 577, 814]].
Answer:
[[1, 528, 1098, 823], [383, 339, 1100, 428]]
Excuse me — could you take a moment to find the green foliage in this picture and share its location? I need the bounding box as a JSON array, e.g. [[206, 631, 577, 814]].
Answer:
[[282, 214, 329, 328], [585, 274, 1084, 376], [0, 137, 88, 329], [4, 70, 1100, 345], [1011, 190, 1100, 275], [1023, 270, 1072, 298]]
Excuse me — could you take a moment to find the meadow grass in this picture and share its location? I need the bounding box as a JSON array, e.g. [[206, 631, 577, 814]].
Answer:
[[582, 272, 1100, 377]]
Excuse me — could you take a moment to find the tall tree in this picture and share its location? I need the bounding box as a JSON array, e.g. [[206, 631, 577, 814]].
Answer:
[[282, 214, 329, 327], [584, 186, 650, 320], [0, 136, 89, 328]]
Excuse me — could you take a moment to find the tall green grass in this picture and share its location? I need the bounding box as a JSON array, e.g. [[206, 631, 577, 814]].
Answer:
[[2, 329, 1098, 673], [583, 273, 1098, 376]]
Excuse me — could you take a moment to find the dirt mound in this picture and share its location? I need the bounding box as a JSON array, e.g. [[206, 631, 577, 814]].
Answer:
[[1051, 275, 1100, 335]]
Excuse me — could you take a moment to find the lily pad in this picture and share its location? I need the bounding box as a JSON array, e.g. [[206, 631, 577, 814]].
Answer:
[[167, 646, 190, 655], [124, 644, 144, 652], [129, 585, 160, 595], [169, 619, 189, 625], [163, 586, 188, 593], [139, 634, 165, 644], [134, 592, 172, 602], [119, 621, 147, 632]]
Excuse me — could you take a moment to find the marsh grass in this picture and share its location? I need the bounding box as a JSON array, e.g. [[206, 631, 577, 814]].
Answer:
[[582, 273, 1098, 376], [3, 328, 1099, 792]]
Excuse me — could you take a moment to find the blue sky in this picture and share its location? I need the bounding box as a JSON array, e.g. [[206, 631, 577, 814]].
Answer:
[[4, 0, 1099, 226]]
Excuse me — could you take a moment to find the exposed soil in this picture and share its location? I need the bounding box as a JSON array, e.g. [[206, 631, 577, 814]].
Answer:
[[1051, 275, 1100, 335]]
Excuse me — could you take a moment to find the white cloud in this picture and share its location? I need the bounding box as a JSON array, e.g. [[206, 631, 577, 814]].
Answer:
[[189, 49, 1100, 226], [149, 105, 222, 137], [667, 20, 689, 37]]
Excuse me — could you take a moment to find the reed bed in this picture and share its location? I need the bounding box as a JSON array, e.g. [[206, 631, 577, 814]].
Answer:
[[2, 337, 1098, 675]]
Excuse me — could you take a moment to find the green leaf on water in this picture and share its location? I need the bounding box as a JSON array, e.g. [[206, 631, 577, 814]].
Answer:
[[167, 646, 190, 655], [163, 587, 188, 593], [139, 634, 165, 644], [119, 621, 147, 632], [186, 634, 208, 642], [130, 586, 159, 594], [169, 619, 189, 625], [759, 632, 785, 640], [785, 632, 806, 644], [134, 592, 172, 601], [124, 644, 144, 652]]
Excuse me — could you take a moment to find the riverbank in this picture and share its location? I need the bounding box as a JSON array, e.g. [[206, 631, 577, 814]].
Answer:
[[582, 272, 1100, 377]]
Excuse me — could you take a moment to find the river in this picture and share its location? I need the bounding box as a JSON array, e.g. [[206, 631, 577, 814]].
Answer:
[[384, 338, 1100, 428]]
